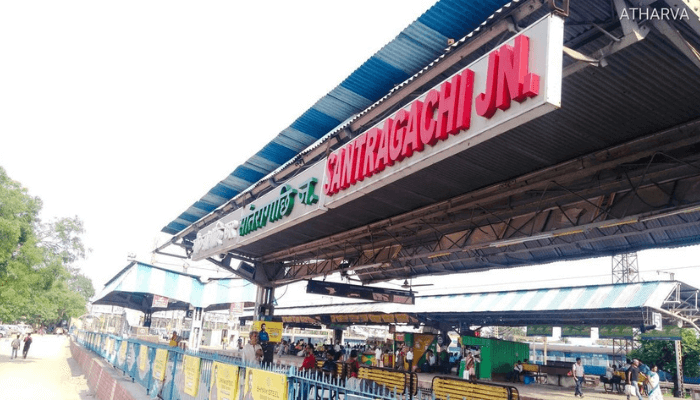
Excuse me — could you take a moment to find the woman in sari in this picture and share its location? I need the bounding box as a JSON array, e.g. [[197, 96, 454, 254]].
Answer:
[[647, 365, 662, 400]]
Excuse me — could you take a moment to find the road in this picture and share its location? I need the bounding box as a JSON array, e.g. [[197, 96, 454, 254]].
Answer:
[[0, 334, 93, 400]]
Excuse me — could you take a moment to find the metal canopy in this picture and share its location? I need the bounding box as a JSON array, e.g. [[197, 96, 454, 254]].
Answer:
[[92, 261, 256, 313], [271, 281, 700, 330], [160, 0, 700, 288], [162, 0, 517, 236]]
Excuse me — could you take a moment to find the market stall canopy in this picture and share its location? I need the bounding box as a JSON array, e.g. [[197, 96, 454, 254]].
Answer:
[[92, 261, 256, 313], [268, 281, 699, 330]]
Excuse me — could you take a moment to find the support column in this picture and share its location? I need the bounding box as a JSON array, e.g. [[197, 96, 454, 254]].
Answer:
[[143, 311, 153, 328], [675, 340, 684, 397], [189, 307, 204, 351], [254, 286, 275, 321], [333, 329, 343, 346]]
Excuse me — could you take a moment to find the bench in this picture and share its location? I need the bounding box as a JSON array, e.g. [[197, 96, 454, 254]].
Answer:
[[315, 359, 344, 376], [358, 366, 418, 395], [433, 376, 519, 400], [521, 363, 546, 384]]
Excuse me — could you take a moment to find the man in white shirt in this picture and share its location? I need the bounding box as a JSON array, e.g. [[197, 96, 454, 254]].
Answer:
[[406, 348, 414, 371], [242, 331, 263, 366], [572, 357, 585, 398], [375, 346, 383, 367]]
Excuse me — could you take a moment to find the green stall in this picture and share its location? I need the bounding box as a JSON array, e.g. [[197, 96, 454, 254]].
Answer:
[[460, 336, 529, 380]]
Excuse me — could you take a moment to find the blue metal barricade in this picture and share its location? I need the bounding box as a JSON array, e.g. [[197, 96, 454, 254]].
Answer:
[[75, 331, 402, 400]]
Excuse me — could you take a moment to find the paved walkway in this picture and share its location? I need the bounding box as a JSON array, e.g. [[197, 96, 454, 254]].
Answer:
[[0, 335, 94, 400]]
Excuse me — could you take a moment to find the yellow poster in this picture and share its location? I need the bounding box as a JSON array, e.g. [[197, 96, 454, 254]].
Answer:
[[119, 341, 128, 364], [407, 334, 435, 370], [251, 321, 283, 343], [139, 344, 149, 372], [152, 348, 169, 381], [209, 362, 239, 400], [242, 368, 287, 400], [183, 355, 201, 396]]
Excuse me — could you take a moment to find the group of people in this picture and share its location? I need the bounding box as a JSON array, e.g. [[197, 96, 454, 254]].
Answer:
[[576, 358, 662, 400], [9, 333, 32, 359]]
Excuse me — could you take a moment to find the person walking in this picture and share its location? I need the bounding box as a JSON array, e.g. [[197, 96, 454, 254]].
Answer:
[[626, 359, 643, 400], [11, 334, 21, 359], [22, 333, 33, 359], [406, 347, 414, 371], [646, 365, 662, 400], [572, 357, 585, 398]]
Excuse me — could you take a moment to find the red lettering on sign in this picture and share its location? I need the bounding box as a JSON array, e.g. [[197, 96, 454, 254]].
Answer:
[[325, 34, 540, 197], [362, 127, 380, 178], [402, 100, 424, 158], [477, 35, 539, 118], [353, 134, 367, 183], [475, 51, 499, 118], [456, 69, 475, 131], [339, 146, 355, 189], [437, 74, 461, 140], [324, 153, 337, 195], [420, 89, 439, 146], [390, 109, 409, 162], [375, 119, 393, 172], [331, 151, 342, 194]]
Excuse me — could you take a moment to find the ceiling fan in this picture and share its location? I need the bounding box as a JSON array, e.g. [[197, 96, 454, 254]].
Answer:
[[400, 279, 434, 291]]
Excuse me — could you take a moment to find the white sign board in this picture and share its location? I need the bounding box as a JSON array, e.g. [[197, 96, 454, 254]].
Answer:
[[322, 13, 564, 207]]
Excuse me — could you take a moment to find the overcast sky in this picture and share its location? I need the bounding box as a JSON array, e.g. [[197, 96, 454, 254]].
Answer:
[[2, 1, 699, 298]]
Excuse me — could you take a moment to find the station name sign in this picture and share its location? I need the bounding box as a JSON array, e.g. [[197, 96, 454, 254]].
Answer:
[[324, 14, 563, 205], [191, 165, 327, 261]]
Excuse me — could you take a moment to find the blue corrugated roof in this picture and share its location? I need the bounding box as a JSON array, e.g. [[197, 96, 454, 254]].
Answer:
[[163, 0, 515, 235]]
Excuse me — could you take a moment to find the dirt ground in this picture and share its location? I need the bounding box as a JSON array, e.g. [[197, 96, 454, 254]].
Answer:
[[0, 334, 94, 400]]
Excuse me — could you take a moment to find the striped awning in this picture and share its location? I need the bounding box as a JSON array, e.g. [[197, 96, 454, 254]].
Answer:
[[93, 261, 256, 312], [273, 281, 696, 327]]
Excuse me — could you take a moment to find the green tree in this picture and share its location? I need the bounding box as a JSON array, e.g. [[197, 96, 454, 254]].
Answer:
[[0, 166, 94, 326], [630, 329, 700, 396]]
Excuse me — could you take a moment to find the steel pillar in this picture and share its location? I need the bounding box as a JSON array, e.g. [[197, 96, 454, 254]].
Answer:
[[254, 286, 275, 321], [143, 311, 152, 328], [188, 307, 203, 351], [675, 340, 684, 397]]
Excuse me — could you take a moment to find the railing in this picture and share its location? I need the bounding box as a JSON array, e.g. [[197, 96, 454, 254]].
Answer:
[[75, 331, 405, 400]]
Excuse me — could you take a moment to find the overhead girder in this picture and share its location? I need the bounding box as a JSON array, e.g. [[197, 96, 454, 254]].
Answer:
[[263, 119, 700, 284]]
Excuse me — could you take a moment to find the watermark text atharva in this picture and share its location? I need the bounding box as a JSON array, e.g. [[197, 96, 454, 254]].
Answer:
[[620, 7, 690, 20]]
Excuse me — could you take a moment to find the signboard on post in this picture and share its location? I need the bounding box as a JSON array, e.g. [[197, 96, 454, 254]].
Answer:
[[641, 325, 682, 341], [230, 302, 244, 315], [152, 295, 169, 308], [598, 325, 634, 339], [561, 326, 592, 338], [251, 321, 283, 343], [526, 326, 553, 336], [652, 312, 663, 331]]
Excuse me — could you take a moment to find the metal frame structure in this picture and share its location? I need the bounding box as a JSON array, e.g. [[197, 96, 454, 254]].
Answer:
[[156, 0, 700, 299]]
